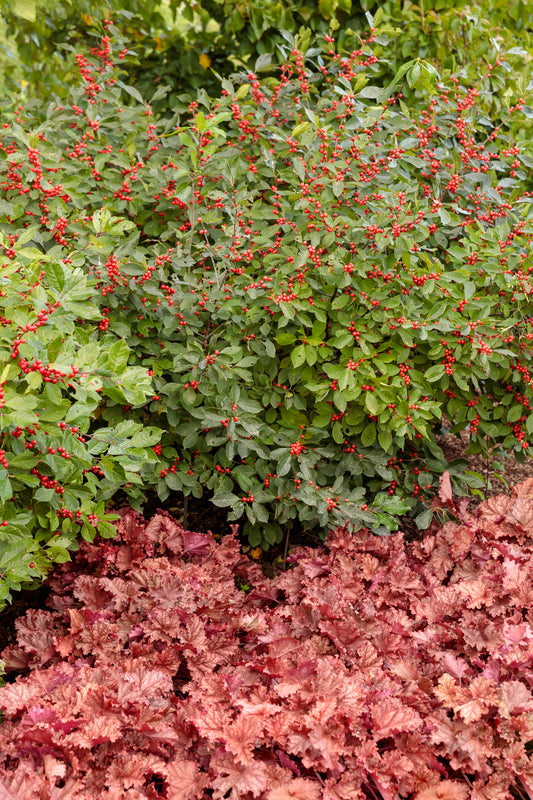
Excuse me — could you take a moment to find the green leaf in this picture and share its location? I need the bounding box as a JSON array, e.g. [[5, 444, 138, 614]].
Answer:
[[63, 301, 101, 319], [464, 282, 476, 300], [277, 451, 292, 477], [365, 392, 378, 415], [407, 63, 421, 88], [92, 207, 112, 234], [212, 491, 241, 507], [12, 0, 36, 21], [129, 428, 162, 449], [45, 262, 66, 292], [118, 81, 145, 105], [238, 399, 262, 413], [378, 429, 392, 451], [179, 131, 197, 150], [97, 520, 118, 539], [255, 53, 272, 71], [264, 340, 276, 358], [333, 392, 347, 413], [45, 546, 71, 564], [332, 421, 344, 444], [361, 423, 376, 447], [318, 0, 336, 18], [107, 340, 131, 374], [374, 494, 410, 514], [292, 158, 305, 181], [448, 245, 464, 259], [275, 333, 295, 346], [305, 345, 317, 366], [236, 356, 257, 368], [507, 404, 523, 424], [4, 393, 37, 411], [195, 111, 206, 132], [332, 180, 344, 197], [165, 473, 183, 491], [291, 345, 306, 368], [358, 86, 383, 99], [0, 199, 13, 218], [425, 365, 445, 382], [252, 501, 269, 523], [332, 295, 350, 309], [0, 470, 12, 503], [415, 508, 433, 530]]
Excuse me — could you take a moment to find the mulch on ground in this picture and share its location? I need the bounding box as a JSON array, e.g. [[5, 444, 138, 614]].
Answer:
[[437, 429, 533, 497]]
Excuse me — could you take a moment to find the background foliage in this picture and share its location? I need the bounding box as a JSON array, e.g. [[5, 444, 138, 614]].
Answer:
[[1, 0, 533, 108]]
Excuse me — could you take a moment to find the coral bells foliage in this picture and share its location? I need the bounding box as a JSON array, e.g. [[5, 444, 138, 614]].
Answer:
[[4, 480, 533, 797], [1, 31, 533, 577]]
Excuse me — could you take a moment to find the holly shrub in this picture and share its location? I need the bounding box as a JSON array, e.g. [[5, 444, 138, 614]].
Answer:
[[1, 26, 533, 604], [0, 231, 160, 606]]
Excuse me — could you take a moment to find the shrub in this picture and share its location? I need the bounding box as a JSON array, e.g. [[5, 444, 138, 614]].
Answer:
[[3, 479, 533, 798], [0, 222, 161, 608], [0, 108, 164, 605], [1, 30, 533, 593]]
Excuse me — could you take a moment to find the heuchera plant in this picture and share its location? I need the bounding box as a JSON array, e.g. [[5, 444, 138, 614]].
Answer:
[[2, 478, 533, 798], [1, 23, 533, 594]]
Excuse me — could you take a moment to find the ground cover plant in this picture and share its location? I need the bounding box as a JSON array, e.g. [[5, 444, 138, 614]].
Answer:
[[1, 477, 533, 798], [2, 25, 533, 604]]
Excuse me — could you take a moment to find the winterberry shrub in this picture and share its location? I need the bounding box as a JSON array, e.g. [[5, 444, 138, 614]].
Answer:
[[0, 204, 160, 607], [1, 30, 533, 564], [3, 479, 533, 798]]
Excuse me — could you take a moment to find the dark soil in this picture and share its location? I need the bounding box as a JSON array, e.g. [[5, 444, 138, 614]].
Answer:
[[1, 435, 532, 656], [437, 429, 533, 497]]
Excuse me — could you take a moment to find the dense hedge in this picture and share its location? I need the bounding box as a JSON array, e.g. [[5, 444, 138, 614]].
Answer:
[[0, 29, 533, 603]]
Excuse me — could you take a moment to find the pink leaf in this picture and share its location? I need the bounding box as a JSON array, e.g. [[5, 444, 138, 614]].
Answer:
[[182, 530, 211, 558], [267, 777, 322, 800], [165, 760, 206, 800], [500, 680, 533, 713], [0, 681, 41, 715], [438, 471, 453, 505], [415, 780, 469, 799], [371, 697, 423, 737], [65, 715, 123, 748], [0, 780, 18, 800], [211, 754, 268, 799]]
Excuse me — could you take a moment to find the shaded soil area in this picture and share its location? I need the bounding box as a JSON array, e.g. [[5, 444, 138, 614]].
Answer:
[[1, 435, 532, 656], [437, 429, 533, 497]]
